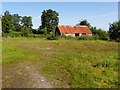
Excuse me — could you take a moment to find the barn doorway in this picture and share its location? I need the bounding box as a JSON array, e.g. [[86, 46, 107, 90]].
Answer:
[[75, 34, 79, 37]]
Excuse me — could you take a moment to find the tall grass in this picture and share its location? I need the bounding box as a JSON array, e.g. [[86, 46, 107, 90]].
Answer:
[[2, 37, 118, 88]]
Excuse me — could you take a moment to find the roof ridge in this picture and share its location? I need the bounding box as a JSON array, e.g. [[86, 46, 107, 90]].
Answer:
[[58, 25, 87, 27]]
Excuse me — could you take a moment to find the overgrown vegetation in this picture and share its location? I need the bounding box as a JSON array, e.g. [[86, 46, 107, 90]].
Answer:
[[1, 10, 119, 42], [108, 20, 120, 42], [77, 19, 109, 40], [2, 11, 33, 37], [2, 38, 118, 88]]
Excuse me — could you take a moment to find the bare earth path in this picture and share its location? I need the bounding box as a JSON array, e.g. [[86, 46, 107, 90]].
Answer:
[[2, 61, 53, 88]]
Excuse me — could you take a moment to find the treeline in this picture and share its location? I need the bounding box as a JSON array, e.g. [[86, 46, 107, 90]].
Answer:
[[1, 9, 120, 42], [76, 20, 109, 40], [2, 9, 59, 38], [2, 11, 33, 37], [77, 19, 120, 42]]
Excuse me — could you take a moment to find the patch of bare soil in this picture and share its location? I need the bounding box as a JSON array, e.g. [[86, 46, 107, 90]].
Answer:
[[2, 61, 53, 88]]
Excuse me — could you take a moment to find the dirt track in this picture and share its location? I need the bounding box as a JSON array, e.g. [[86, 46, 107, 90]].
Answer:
[[2, 61, 53, 88]]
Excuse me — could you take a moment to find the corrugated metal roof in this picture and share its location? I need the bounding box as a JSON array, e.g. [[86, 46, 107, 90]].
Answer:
[[58, 25, 92, 34]]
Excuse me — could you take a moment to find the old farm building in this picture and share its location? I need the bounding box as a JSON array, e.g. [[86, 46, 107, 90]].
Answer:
[[55, 25, 92, 37]]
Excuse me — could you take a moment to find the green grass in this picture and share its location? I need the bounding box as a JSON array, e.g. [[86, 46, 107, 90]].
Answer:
[[2, 37, 118, 88]]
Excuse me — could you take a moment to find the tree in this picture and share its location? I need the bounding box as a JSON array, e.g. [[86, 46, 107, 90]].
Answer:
[[21, 16, 33, 34], [12, 14, 22, 31], [91, 26, 109, 40], [76, 19, 109, 40], [76, 19, 91, 28], [21, 16, 33, 28], [108, 20, 120, 42], [96, 28, 108, 40], [21, 27, 29, 37], [40, 9, 59, 34], [2, 11, 14, 33]]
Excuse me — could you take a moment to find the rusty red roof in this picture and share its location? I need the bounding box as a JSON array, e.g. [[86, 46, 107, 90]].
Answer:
[[58, 25, 92, 34]]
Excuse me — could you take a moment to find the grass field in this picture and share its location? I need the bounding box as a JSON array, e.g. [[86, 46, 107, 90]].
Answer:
[[2, 37, 118, 88]]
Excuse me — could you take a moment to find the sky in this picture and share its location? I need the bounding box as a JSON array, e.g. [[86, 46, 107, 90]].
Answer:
[[1, 2, 118, 31], [1, 0, 119, 2], [118, 2, 120, 19]]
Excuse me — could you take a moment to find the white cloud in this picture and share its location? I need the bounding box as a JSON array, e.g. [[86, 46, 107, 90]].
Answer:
[[32, 15, 41, 29], [32, 15, 41, 20]]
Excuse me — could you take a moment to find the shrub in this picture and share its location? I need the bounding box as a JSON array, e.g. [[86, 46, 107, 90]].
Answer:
[[21, 30, 28, 37], [92, 35, 100, 40], [8, 31, 22, 37], [27, 34, 45, 38], [61, 36, 75, 40], [78, 36, 93, 40], [2, 32, 8, 37], [38, 29, 46, 34], [91, 27, 109, 41], [77, 35, 109, 41], [47, 34, 59, 40], [2, 31, 22, 37], [21, 27, 32, 37]]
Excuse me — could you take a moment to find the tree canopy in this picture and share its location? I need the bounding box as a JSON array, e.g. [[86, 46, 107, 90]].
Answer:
[[76, 19, 91, 28], [12, 14, 22, 31], [108, 20, 120, 42], [91, 27, 108, 40], [1, 10, 119, 42], [2, 11, 14, 33], [21, 16, 33, 29], [39, 9, 59, 34], [2, 11, 33, 37], [21, 16, 33, 36]]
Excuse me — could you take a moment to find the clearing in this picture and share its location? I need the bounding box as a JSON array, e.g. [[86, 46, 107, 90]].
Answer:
[[2, 37, 118, 88]]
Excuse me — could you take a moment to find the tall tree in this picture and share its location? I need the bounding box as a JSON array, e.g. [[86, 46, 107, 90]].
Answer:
[[108, 20, 120, 42], [76, 19, 91, 28], [21, 16, 33, 33], [2, 11, 14, 33], [12, 14, 22, 31], [21, 16, 33, 28], [40, 9, 59, 34]]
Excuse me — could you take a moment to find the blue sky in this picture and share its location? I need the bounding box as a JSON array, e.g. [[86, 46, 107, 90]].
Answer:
[[2, 2, 118, 31]]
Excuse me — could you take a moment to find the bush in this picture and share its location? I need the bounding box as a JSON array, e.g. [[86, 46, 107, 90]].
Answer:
[[2, 32, 8, 37], [61, 36, 75, 40], [115, 38, 120, 42], [21, 30, 28, 37], [21, 27, 32, 37], [2, 31, 22, 37], [59, 35, 102, 40], [8, 31, 22, 37], [92, 35, 100, 40], [47, 34, 59, 40], [27, 34, 45, 38], [91, 27, 109, 40], [78, 36, 93, 40], [38, 29, 46, 34], [77, 35, 109, 41]]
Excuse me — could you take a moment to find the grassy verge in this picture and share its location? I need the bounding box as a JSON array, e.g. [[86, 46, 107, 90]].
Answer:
[[2, 37, 118, 88]]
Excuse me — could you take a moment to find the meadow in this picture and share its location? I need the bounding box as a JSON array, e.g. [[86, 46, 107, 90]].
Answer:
[[2, 37, 118, 88]]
